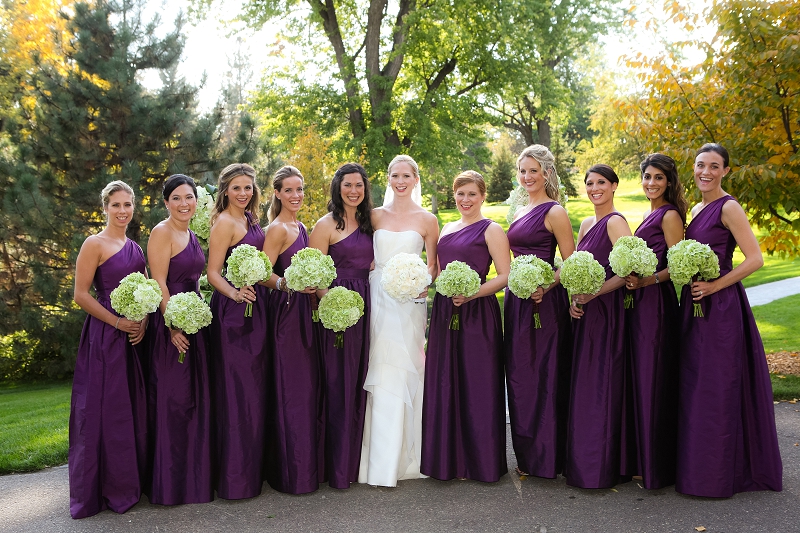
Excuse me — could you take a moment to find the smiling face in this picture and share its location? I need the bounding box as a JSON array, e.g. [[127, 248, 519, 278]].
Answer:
[[165, 183, 197, 222], [642, 165, 668, 202], [340, 172, 365, 209], [276, 175, 304, 214], [693, 151, 729, 193], [104, 190, 134, 229], [226, 174, 254, 211], [584, 171, 618, 206], [388, 161, 418, 198], [518, 156, 545, 195], [455, 182, 484, 217]]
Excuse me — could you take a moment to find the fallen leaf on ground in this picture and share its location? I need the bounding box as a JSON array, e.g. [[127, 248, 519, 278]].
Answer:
[[695, 527, 707, 532]]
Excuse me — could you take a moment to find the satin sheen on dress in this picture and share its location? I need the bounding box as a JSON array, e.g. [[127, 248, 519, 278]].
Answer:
[[69, 239, 147, 519], [265, 223, 322, 494], [147, 231, 213, 504], [359, 229, 427, 486], [676, 195, 782, 497], [624, 205, 679, 489], [504, 202, 571, 478], [209, 213, 269, 499], [421, 219, 506, 482], [319, 229, 373, 488], [564, 212, 628, 489]]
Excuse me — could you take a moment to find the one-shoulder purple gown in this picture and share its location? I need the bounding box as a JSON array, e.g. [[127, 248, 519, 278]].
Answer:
[[564, 213, 627, 489], [209, 213, 270, 499], [319, 228, 372, 488], [624, 205, 679, 489], [147, 231, 213, 504], [421, 219, 506, 482], [504, 202, 571, 478], [676, 195, 782, 497], [69, 239, 147, 519], [265, 223, 322, 494]]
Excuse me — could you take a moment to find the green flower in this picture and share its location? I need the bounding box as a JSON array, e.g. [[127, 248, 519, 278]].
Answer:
[[560, 251, 605, 300], [110, 272, 162, 321], [189, 186, 215, 242], [318, 287, 365, 347], [225, 244, 273, 317], [609, 236, 658, 278], [508, 255, 555, 299], [435, 261, 481, 298], [284, 248, 337, 291], [164, 291, 213, 362], [666, 239, 720, 287]]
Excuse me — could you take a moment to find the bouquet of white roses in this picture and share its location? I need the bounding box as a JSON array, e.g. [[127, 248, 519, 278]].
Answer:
[[508, 255, 556, 328], [435, 261, 481, 330], [163, 292, 213, 363], [189, 184, 217, 248], [381, 252, 431, 303], [284, 248, 337, 293], [225, 244, 273, 317], [609, 236, 658, 309], [110, 272, 162, 322], [560, 251, 606, 308], [318, 287, 365, 347], [667, 239, 720, 317]]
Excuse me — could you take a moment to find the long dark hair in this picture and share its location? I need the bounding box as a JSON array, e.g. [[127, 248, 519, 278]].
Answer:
[[163, 174, 197, 201], [640, 154, 689, 224], [328, 163, 374, 235]]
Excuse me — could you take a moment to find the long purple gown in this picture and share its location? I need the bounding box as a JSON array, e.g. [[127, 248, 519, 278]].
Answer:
[[676, 195, 782, 497], [624, 205, 679, 489], [69, 239, 147, 519], [318, 228, 372, 488], [209, 213, 269, 500], [504, 202, 571, 478], [564, 212, 627, 489], [265, 223, 322, 494], [421, 219, 507, 482], [147, 231, 213, 504]]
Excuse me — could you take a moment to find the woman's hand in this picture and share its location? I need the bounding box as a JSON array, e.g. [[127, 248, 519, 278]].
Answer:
[[691, 279, 718, 301], [624, 274, 648, 291], [170, 328, 190, 353], [416, 287, 429, 300], [529, 286, 544, 304], [118, 317, 147, 345], [300, 286, 317, 294], [569, 302, 584, 319], [231, 285, 257, 304], [451, 294, 474, 307], [571, 293, 596, 307]]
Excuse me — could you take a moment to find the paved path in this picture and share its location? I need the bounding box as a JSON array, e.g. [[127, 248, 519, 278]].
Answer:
[[746, 277, 800, 306]]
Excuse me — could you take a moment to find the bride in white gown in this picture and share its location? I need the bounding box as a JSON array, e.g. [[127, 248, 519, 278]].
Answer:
[[359, 155, 439, 486]]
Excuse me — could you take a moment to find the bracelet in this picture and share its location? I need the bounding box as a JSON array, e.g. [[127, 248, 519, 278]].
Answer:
[[654, 272, 660, 284], [115, 316, 121, 329]]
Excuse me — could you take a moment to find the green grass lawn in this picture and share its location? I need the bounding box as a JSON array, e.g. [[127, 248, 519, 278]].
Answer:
[[770, 374, 800, 402], [753, 294, 800, 354]]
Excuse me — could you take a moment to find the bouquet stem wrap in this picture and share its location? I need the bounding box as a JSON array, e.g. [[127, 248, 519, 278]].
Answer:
[[449, 304, 461, 330], [533, 301, 541, 329]]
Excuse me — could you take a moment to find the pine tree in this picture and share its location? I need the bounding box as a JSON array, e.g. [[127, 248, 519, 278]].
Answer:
[[487, 148, 516, 203]]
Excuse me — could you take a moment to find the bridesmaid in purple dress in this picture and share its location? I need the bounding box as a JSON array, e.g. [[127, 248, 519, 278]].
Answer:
[[421, 171, 510, 482], [264, 166, 322, 494], [146, 174, 213, 504], [70, 181, 147, 519], [621, 154, 687, 489], [309, 163, 374, 489], [504, 145, 575, 479], [677, 143, 782, 497], [566, 164, 632, 489], [207, 163, 269, 499]]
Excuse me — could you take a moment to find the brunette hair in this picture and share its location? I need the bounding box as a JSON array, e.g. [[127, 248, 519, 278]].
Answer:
[[268, 165, 304, 222], [584, 164, 619, 184], [328, 163, 374, 235], [640, 153, 689, 224], [696, 143, 730, 168], [517, 144, 560, 202], [452, 170, 486, 195], [100, 180, 134, 207], [162, 174, 197, 201], [211, 163, 261, 226]]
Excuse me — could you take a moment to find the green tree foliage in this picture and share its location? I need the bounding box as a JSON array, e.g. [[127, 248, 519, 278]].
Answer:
[[487, 148, 516, 203], [619, 0, 800, 255], [0, 0, 258, 379]]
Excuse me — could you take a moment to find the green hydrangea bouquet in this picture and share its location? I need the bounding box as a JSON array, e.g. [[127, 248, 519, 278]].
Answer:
[[318, 287, 365, 347], [508, 255, 556, 328], [667, 239, 720, 317], [225, 244, 273, 317], [198, 274, 213, 305], [284, 248, 337, 292], [164, 292, 213, 362], [560, 251, 606, 309], [110, 272, 162, 322], [189, 184, 217, 250], [435, 261, 481, 330], [609, 236, 658, 309]]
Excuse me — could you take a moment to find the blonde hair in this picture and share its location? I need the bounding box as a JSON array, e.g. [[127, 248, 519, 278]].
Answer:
[[452, 170, 486, 195], [211, 163, 261, 226], [100, 180, 134, 207], [268, 166, 304, 222], [517, 144, 561, 202], [387, 154, 420, 180]]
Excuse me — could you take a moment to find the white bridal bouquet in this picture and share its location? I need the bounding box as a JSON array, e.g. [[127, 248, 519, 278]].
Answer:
[[435, 261, 481, 330], [225, 244, 273, 317], [381, 252, 432, 303], [508, 254, 556, 328], [318, 287, 365, 348], [608, 236, 658, 309], [559, 251, 606, 308], [667, 239, 720, 317], [110, 272, 162, 322], [284, 248, 337, 292], [189, 184, 217, 248], [163, 292, 213, 363]]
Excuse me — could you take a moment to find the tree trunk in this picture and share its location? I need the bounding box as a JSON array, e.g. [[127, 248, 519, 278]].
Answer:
[[536, 118, 551, 147]]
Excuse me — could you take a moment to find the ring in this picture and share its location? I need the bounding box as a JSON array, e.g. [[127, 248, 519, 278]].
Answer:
[[699, 291, 703, 296]]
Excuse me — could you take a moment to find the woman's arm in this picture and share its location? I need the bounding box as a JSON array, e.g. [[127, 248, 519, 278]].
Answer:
[[626, 209, 684, 289], [263, 222, 288, 290], [452, 223, 510, 306], [309, 214, 334, 255], [423, 213, 440, 281], [147, 225, 190, 353], [208, 216, 255, 305], [545, 205, 576, 291]]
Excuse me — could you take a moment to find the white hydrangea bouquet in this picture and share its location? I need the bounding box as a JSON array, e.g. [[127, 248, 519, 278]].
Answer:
[[225, 244, 273, 317], [434, 260, 481, 330], [508, 254, 556, 328], [189, 184, 217, 250], [559, 251, 606, 309], [381, 252, 432, 304], [318, 287, 365, 347], [198, 274, 213, 305], [667, 239, 720, 318], [163, 292, 213, 363], [609, 236, 658, 309], [110, 272, 162, 322], [505, 185, 529, 225]]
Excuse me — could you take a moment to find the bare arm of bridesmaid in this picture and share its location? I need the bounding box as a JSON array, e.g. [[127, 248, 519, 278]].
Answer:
[[309, 214, 335, 298], [147, 224, 190, 354], [452, 222, 510, 306], [207, 214, 256, 304], [262, 222, 289, 290], [544, 204, 576, 295], [572, 215, 632, 307], [625, 209, 684, 289]]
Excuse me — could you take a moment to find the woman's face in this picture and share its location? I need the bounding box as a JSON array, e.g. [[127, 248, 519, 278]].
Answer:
[[388, 162, 418, 197], [518, 156, 546, 195], [276, 175, 304, 214], [454, 182, 484, 217], [693, 151, 729, 194], [584, 172, 617, 207], [226, 174, 254, 210], [104, 190, 134, 229], [165, 183, 197, 222], [642, 165, 668, 201], [340, 172, 365, 209]]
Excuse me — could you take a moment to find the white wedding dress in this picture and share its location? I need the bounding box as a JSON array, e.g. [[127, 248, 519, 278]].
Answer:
[[358, 229, 427, 486]]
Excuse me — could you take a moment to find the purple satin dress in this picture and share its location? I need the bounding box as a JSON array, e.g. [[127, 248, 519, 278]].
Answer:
[[676, 195, 782, 497], [69, 239, 147, 519], [265, 223, 322, 494], [421, 219, 506, 482], [209, 213, 270, 499], [564, 212, 627, 489], [319, 228, 372, 489], [624, 205, 679, 488], [147, 231, 213, 504], [504, 202, 571, 478]]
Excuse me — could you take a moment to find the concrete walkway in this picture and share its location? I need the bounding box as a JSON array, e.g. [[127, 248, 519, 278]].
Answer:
[[746, 277, 800, 306]]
